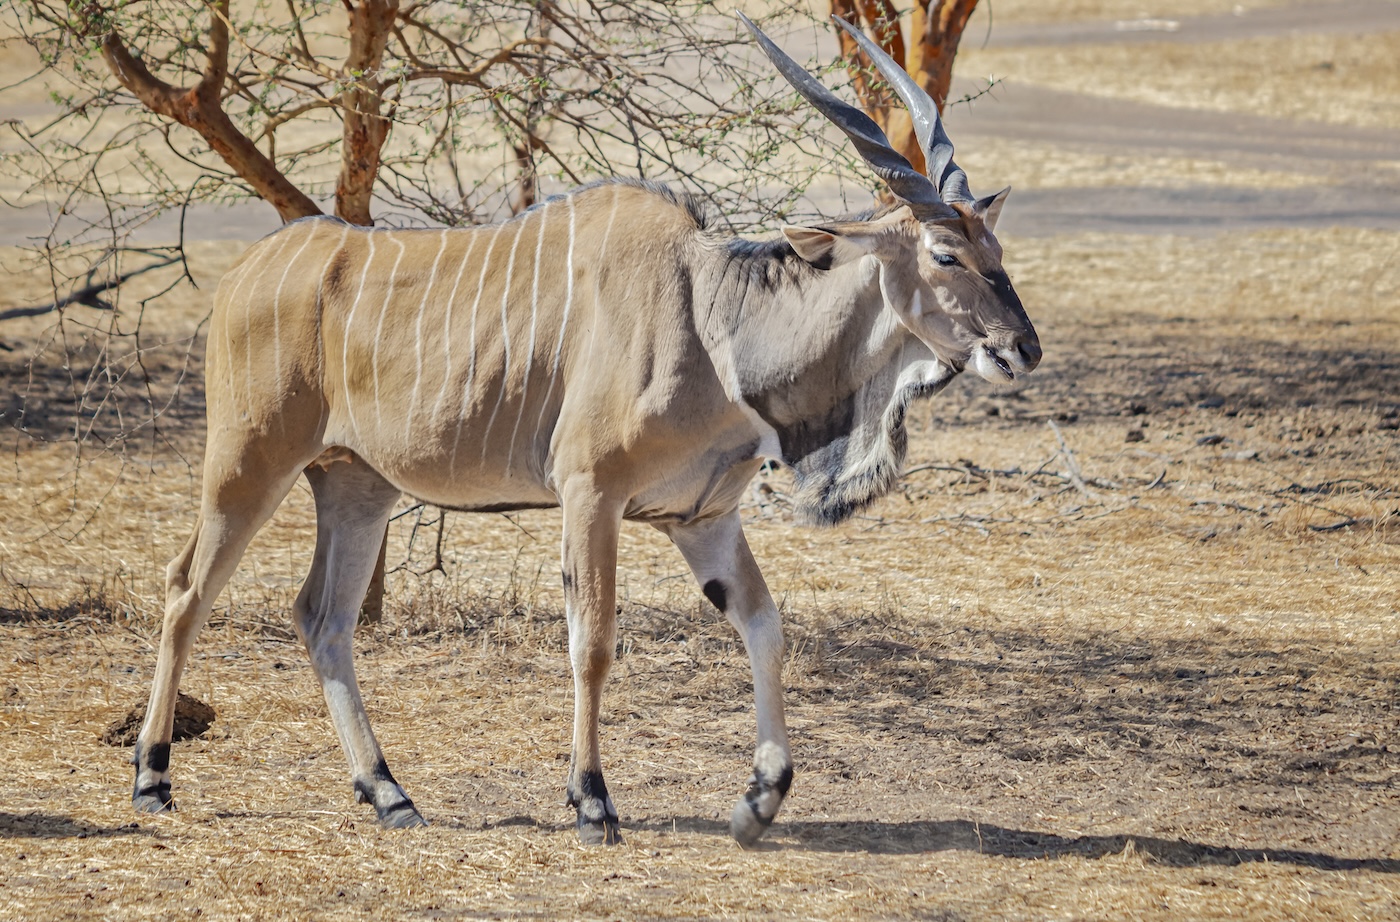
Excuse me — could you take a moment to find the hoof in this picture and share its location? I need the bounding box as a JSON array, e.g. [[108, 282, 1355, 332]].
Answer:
[[353, 761, 424, 829], [132, 788, 175, 815], [730, 798, 772, 848], [567, 768, 620, 845], [577, 818, 622, 846], [377, 800, 428, 829], [131, 742, 173, 814], [730, 755, 792, 848]]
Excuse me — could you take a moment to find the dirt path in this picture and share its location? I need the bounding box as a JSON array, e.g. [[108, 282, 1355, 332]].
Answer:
[[946, 81, 1400, 169], [948, 0, 1400, 234], [943, 80, 1400, 234], [995, 182, 1400, 235]]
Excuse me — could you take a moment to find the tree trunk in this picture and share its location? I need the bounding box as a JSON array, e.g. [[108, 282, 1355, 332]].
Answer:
[[335, 0, 400, 226], [915, 0, 980, 113], [334, 1, 401, 618], [359, 523, 390, 626]]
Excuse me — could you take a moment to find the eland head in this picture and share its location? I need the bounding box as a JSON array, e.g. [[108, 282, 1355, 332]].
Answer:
[[742, 13, 1041, 385]]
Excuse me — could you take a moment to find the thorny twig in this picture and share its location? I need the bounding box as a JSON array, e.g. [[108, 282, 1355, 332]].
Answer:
[[1046, 419, 1093, 499]]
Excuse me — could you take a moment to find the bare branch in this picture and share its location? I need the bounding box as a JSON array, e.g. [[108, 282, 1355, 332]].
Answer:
[[87, 2, 322, 220]]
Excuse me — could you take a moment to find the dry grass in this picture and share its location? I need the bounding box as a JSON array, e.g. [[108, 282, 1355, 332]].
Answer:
[[3, 222, 1399, 920], [973, 0, 1294, 25], [961, 29, 1400, 130]]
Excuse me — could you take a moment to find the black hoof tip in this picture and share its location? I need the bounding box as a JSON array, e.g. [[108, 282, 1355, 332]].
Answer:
[[577, 819, 622, 846], [378, 802, 427, 829]]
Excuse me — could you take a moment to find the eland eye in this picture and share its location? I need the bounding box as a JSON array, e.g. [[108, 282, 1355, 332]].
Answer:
[[933, 252, 960, 268]]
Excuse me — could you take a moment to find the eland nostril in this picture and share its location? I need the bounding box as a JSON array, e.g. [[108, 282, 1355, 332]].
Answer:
[[1017, 339, 1042, 372]]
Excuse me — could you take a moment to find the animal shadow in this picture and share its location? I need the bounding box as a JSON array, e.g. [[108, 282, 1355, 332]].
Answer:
[[0, 812, 149, 840], [646, 816, 1400, 872]]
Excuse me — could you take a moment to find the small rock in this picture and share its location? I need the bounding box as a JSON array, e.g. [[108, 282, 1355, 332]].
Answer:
[[1127, 403, 1149, 416], [1125, 429, 1146, 443], [1197, 396, 1225, 410], [101, 692, 215, 747], [1197, 434, 1226, 446]]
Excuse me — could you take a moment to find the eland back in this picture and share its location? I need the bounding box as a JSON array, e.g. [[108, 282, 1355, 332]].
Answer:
[[131, 15, 1040, 846]]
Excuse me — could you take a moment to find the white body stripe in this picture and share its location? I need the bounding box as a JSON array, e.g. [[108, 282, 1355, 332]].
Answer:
[[271, 224, 321, 402], [342, 232, 377, 441], [313, 224, 353, 436], [433, 230, 480, 429], [587, 186, 622, 358], [406, 229, 450, 441], [371, 235, 408, 431], [449, 225, 501, 474], [481, 218, 527, 462], [217, 239, 269, 403], [246, 232, 295, 410], [533, 194, 577, 452], [507, 203, 549, 470]]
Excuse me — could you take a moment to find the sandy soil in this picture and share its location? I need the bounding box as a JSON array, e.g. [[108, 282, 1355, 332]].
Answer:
[[3, 221, 1398, 920], [2, 1, 1400, 920]]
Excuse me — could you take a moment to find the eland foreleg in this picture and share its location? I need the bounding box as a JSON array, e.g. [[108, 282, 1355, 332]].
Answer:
[[663, 510, 793, 847]]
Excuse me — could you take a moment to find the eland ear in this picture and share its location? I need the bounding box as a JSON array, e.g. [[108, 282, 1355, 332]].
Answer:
[[973, 186, 1011, 233], [782, 225, 877, 270]]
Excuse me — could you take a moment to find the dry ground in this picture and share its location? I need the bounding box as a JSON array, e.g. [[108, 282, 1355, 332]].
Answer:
[[2, 223, 1398, 920], [3, 1, 1400, 919]]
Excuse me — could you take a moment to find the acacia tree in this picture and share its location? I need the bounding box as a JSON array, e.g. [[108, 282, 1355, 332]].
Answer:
[[10, 2, 831, 231]]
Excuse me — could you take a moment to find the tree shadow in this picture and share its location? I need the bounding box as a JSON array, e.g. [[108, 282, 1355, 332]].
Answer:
[[0, 579, 125, 624], [0, 605, 113, 624], [777, 621, 1400, 795], [0, 812, 150, 840], [934, 334, 1399, 424], [641, 816, 1400, 872]]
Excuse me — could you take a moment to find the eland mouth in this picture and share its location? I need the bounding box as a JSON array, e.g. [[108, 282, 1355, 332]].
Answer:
[[971, 339, 1041, 384]]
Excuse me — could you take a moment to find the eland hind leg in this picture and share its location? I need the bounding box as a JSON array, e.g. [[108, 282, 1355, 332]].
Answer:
[[294, 459, 424, 828], [662, 510, 793, 847], [133, 439, 310, 813], [559, 477, 626, 844]]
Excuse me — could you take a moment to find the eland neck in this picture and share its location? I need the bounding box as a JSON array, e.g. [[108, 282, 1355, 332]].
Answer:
[[693, 234, 946, 526]]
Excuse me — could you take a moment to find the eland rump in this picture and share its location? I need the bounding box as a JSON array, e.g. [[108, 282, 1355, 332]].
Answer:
[[130, 15, 1040, 846]]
